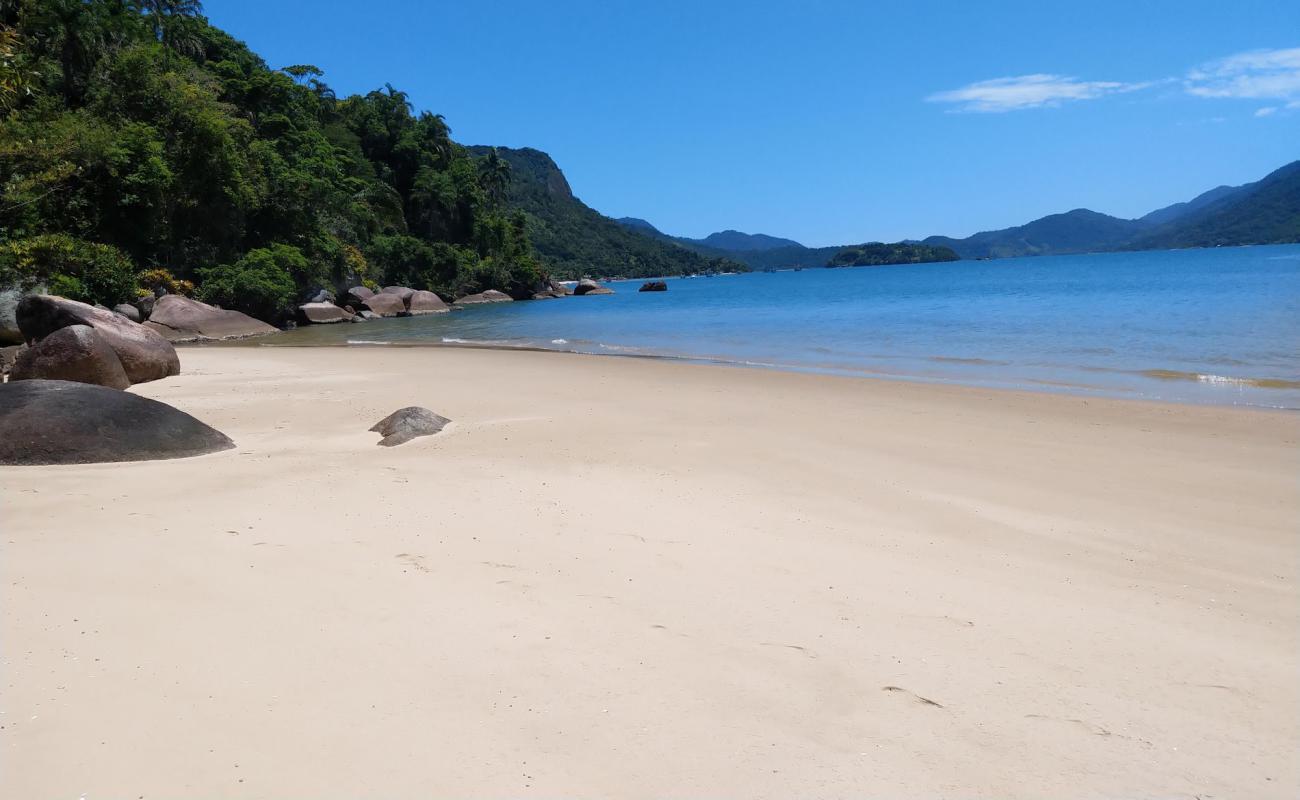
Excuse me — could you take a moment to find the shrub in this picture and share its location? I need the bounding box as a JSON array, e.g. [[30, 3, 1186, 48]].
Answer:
[[197, 244, 303, 321], [138, 268, 195, 297], [0, 234, 138, 305]]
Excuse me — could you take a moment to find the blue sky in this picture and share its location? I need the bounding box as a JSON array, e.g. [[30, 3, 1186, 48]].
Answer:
[[208, 0, 1300, 246]]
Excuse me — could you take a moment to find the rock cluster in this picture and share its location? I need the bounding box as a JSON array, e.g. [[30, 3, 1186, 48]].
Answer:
[[574, 279, 614, 296], [14, 295, 179, 385], [639, 281, 668, 292]]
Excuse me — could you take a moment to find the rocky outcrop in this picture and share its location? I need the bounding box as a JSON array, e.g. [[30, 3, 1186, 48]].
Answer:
[[302, 287, 336, 304], [453, 290, 514, 305], [0, 379, 234, 465], [574, 279, 614, 296], [360, 293, 406, 317], [17, 295, 179, 384], [370, 406, 451, 447], [297, 302, 353, 324], [113, 303, 143, 322], [133, 294, 156, 321], [8, 325, 130, 389], [639, 281, 668, 292], [407, 290, 449, 315], [142, 294, 278, 342]]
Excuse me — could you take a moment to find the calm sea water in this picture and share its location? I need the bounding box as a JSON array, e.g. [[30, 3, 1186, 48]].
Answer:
[[269, 244, 1300, 408]]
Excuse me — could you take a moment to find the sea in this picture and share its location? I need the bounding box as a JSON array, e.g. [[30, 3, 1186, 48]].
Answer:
[[268, 244, 1300, 409]]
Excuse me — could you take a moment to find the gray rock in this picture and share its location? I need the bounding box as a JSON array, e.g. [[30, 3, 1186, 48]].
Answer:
[[113, 303, 142, 322], [17, 295, 179, 385], [360, 293, 406, 317], [574, 279, 614, 296], [381, 286, 417, 306], [1, 284, 41, 345], [297, 302, 353, 324], [302, 287, 336, 304], [0, 379, 235, 465], [134, 294, 156, 321], [344, 286, 375, 306], [356, 310, 381, 320], [1, 343, 25, 376], [142, 294, 278, 342], [453, 290, 514, 305], [407, 290, 449, 315], [369, 406, 451, 447], [9, 325, 130, 389], [639, 281, 668, 292]]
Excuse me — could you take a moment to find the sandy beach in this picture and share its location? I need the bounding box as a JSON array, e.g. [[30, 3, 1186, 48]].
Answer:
[[2, 345, 1297, 798]]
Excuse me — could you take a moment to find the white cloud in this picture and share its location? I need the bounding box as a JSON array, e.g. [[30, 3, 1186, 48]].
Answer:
[[1186, 47, 1300, 102], [1255, 106, 1278, 117], [926, 74, 1149, 113]]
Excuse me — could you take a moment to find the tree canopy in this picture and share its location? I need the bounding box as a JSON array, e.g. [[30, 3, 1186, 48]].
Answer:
[[0, 0, 544, 317]]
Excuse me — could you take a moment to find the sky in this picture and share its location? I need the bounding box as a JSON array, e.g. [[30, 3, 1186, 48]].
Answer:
[[207, 0, 1300, 246]]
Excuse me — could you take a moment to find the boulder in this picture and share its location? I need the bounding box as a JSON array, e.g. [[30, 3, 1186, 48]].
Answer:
[[0, 379, 235, 465], [639, 281, 668, 292], [17, 295, 179, 385], [113, 303, 142, 322], [381, 286, 416, 306], [356, 310, 381, 320], [531, 293, 558, 300], [359, 292, 406, 317], [407, 290, 449, 315], [142, 294, 279, 343], [574, 279, 614, 296], [1, 284, 39, 345], [134, 294, 156, 321], [344, 286, 375, 306], [1, 343, 25, 376], [369, 406, 451, 447], [302, 287, 336, 304], [297, 302, 353, 324], [8, 325, 130, 390], [453, 290, 514, 305]]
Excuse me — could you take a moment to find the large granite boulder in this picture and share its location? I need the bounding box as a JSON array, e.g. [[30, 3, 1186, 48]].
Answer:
[[574, 279, 614, 296], [113, 303, 142, 322], [381, 286, 416, 306], [17, 295, 179, 384], [297, 302, 353, 324], [359, 292, 406, 317], [0, 380, 235, 465], [8, 325, 130, 389], [142, 294, 278, 342], [639, 281, 668, 292], [407, 290, 449, 315], [344, 286, 375, 306], [453, 290, 514, 305], [370, 406, 451, 447]]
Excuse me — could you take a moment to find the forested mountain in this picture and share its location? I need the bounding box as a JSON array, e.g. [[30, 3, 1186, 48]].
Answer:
[[467, 147, 742, 278], [698, 230, 803, 251], [922, 209, 1149, 259], [828, 242, 959, 267], [1128, 161, 1300, 249], [922, 162, 1299, 259]]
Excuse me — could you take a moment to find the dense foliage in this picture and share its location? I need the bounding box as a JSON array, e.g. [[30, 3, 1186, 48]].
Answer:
[[0, 0, 544, 318], [467, 146, 744, 278], [827, 242, 959, 267]]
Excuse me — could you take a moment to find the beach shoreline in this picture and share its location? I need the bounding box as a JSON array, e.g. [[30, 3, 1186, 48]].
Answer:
[[2, 345, 1297, 797]]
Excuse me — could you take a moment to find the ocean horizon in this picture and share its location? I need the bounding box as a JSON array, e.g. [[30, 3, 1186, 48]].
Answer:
[[264, 244, 1300, 409]]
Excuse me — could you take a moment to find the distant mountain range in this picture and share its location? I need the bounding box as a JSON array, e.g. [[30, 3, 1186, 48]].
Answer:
[[615, 160, 1300, 267]]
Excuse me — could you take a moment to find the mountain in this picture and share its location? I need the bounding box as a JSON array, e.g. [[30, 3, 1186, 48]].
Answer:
[[828, 243, 959, 267], [1129, 161, 1300, 250], [1140, 184, 1247, 226], [469, 147, 745, 278], [922, 209, 1149, 259], [697, 230, 804, 251]]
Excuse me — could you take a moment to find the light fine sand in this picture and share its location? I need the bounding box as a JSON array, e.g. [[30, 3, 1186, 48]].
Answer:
[[2, 346, 1297, 797]]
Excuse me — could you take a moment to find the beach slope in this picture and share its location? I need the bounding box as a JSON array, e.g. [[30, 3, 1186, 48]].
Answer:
[[2, 346, 1296, 797]]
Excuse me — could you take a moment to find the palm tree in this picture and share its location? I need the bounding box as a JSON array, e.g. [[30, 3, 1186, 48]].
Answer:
[[478, 149, 512, 207], [136, 0, 203, 69]]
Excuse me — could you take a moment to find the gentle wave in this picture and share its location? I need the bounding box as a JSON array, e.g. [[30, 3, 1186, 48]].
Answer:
[[346, 339, 392, 345], [1139, 370, 1300, 390]]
